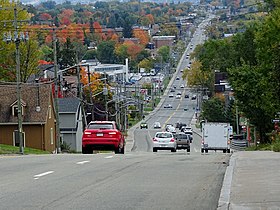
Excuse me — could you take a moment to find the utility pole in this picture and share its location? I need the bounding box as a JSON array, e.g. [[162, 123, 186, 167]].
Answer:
[[103, 76, 108, 120], [87, 65, 94, 121], [2, 5, 29, 154], [52, 25, 61, 153], [236, 105, 239, 134]]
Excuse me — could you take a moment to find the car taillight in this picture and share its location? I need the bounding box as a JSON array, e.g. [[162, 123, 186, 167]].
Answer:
[[170, 138, 175, 142], [201, 139, 204, 144], [109, 132, 117, 135], [84, 131, 91, 135], [227, 140, 231, 145], [153, 138, 158, 142]]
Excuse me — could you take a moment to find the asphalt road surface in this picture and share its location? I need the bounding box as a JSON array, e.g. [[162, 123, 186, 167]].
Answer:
[[0, 16, 230, 210]]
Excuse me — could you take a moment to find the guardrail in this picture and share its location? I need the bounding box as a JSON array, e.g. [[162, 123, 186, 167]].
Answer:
[[230, 139, 248, 151]]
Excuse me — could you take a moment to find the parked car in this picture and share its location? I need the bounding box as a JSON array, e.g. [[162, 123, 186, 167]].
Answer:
[[191, 95, 197, 100], [153, 132, 177, 152], [174, 133, 191, 152], [176, 77, 180, 80], [176, 94, 181, 99], [153, 122, 161, 129], [185, 94, 189, 98], [170, 88, 175, 92], [169, 93, 174, 98], [140, 122, 148, 129], [184, 107, 188, 111], [82, 121, 125, 154], [180, 84, 184, 88], [164, 104, 172, 108]]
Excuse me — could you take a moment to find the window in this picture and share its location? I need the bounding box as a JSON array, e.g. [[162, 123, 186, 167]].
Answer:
[[50, 128, 54, 145], [88, 123, 114, 129]]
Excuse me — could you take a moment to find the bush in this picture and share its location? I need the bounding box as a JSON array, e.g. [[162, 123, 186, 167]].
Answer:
[[272, 141, 280, 152]]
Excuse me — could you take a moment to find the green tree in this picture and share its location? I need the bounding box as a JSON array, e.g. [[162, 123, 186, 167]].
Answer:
[[157, 46, 170, 63], [59, 37, 76, 69], [97, 41, 116, 63], [201, 97, 227, 122]]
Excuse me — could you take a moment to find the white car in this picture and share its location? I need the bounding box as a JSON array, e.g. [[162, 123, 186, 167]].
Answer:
[[180, 84, 184, 88], [169, 93, 174, 98], [153, 132, 177, 152], [176, 95, 181, 99], [153, 122, 161, 129]]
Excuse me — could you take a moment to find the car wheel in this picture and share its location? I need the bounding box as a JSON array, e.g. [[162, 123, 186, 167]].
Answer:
[[227, 149, 230, 153], [187, 148, 190, 153], [205, 149, 208, 153], [115, 145, 122, 154], [153, 148, 157, 152], [120, 146, 125, 154], [201, 148, 204, 153], [82, 146, 91, 154], [223, 149, 226, 153], [171, 148, 176, 152]]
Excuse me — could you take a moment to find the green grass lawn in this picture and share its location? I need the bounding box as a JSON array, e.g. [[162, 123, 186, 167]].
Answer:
[[0, 144, 50, 155]]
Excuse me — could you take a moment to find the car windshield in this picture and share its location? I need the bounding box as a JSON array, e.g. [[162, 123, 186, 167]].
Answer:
[[176, 134, 189, 139], [88, 123, 114, 129], [156, 133, 172, 138]]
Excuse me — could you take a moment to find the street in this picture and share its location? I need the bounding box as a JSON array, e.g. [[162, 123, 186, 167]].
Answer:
[[0, 151, 229, 210], [0, 16, 232, 210]]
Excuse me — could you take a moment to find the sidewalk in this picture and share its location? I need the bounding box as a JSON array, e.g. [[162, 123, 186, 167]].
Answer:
[[189, 116, 280, 210], [218, 151, 280, 210]]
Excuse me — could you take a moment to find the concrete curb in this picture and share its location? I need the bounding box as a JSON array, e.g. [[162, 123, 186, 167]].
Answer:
[[217, 153, 236, 210]]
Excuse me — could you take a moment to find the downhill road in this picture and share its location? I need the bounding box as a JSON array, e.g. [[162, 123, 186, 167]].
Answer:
[[0, 16, 231, 210]]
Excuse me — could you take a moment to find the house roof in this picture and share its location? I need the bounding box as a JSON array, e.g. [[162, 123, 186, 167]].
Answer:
[[58, 98, 80, 113], [0, 83, 53, 124]]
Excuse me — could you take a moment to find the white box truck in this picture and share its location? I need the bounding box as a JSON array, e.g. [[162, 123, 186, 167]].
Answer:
[[201, 122, 231, 153]]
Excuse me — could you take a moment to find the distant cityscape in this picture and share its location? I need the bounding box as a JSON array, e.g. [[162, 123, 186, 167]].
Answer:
[[20, 0, 200, 6]]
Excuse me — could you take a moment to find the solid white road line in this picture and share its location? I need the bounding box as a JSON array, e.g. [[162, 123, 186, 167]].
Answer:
[[76, 160, 90, 165], [34, 171, 54, 180], [105, 156, 113, 159]]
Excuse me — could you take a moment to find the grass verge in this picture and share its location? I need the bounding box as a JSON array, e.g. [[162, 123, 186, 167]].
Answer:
[[0, 144, 50, 155]]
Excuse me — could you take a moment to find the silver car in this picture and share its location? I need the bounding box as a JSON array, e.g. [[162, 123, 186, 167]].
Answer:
[[153, 132, 177, 152]]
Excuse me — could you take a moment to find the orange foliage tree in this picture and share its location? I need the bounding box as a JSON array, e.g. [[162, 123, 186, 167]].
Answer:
[[146, 14, 155, 24], [39, 13, 52, 21], [80, 67, 102, 96], [133, 28, 149, 46], [123, 40, 144, 60], [58, 9, 74, 26]]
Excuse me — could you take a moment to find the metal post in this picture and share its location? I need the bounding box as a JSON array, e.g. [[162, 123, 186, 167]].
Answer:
[[236, 105, 239, 134], [104, 76, 108, 120], [87, 65, 94, 121], [14, 6, 24, 154], [53, 26, 61, 153]]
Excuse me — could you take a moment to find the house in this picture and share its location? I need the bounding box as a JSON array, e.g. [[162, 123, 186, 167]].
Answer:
[[58, 98, 84, 152], [0, 83, 57, 152]]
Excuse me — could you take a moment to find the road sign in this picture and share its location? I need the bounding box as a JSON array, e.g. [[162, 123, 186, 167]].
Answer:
[[272, 119, 280, 123]]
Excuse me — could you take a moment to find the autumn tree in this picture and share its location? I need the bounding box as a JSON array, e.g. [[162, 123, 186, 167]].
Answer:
[[133, 28, 150, 46]]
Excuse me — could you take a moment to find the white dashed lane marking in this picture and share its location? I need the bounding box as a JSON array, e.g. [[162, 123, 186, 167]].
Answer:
[[76, 161, 90, 165], [34, 171, 54, 180]]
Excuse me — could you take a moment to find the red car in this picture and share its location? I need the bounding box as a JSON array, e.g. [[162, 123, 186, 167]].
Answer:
[[82, 121, 125, 154]]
